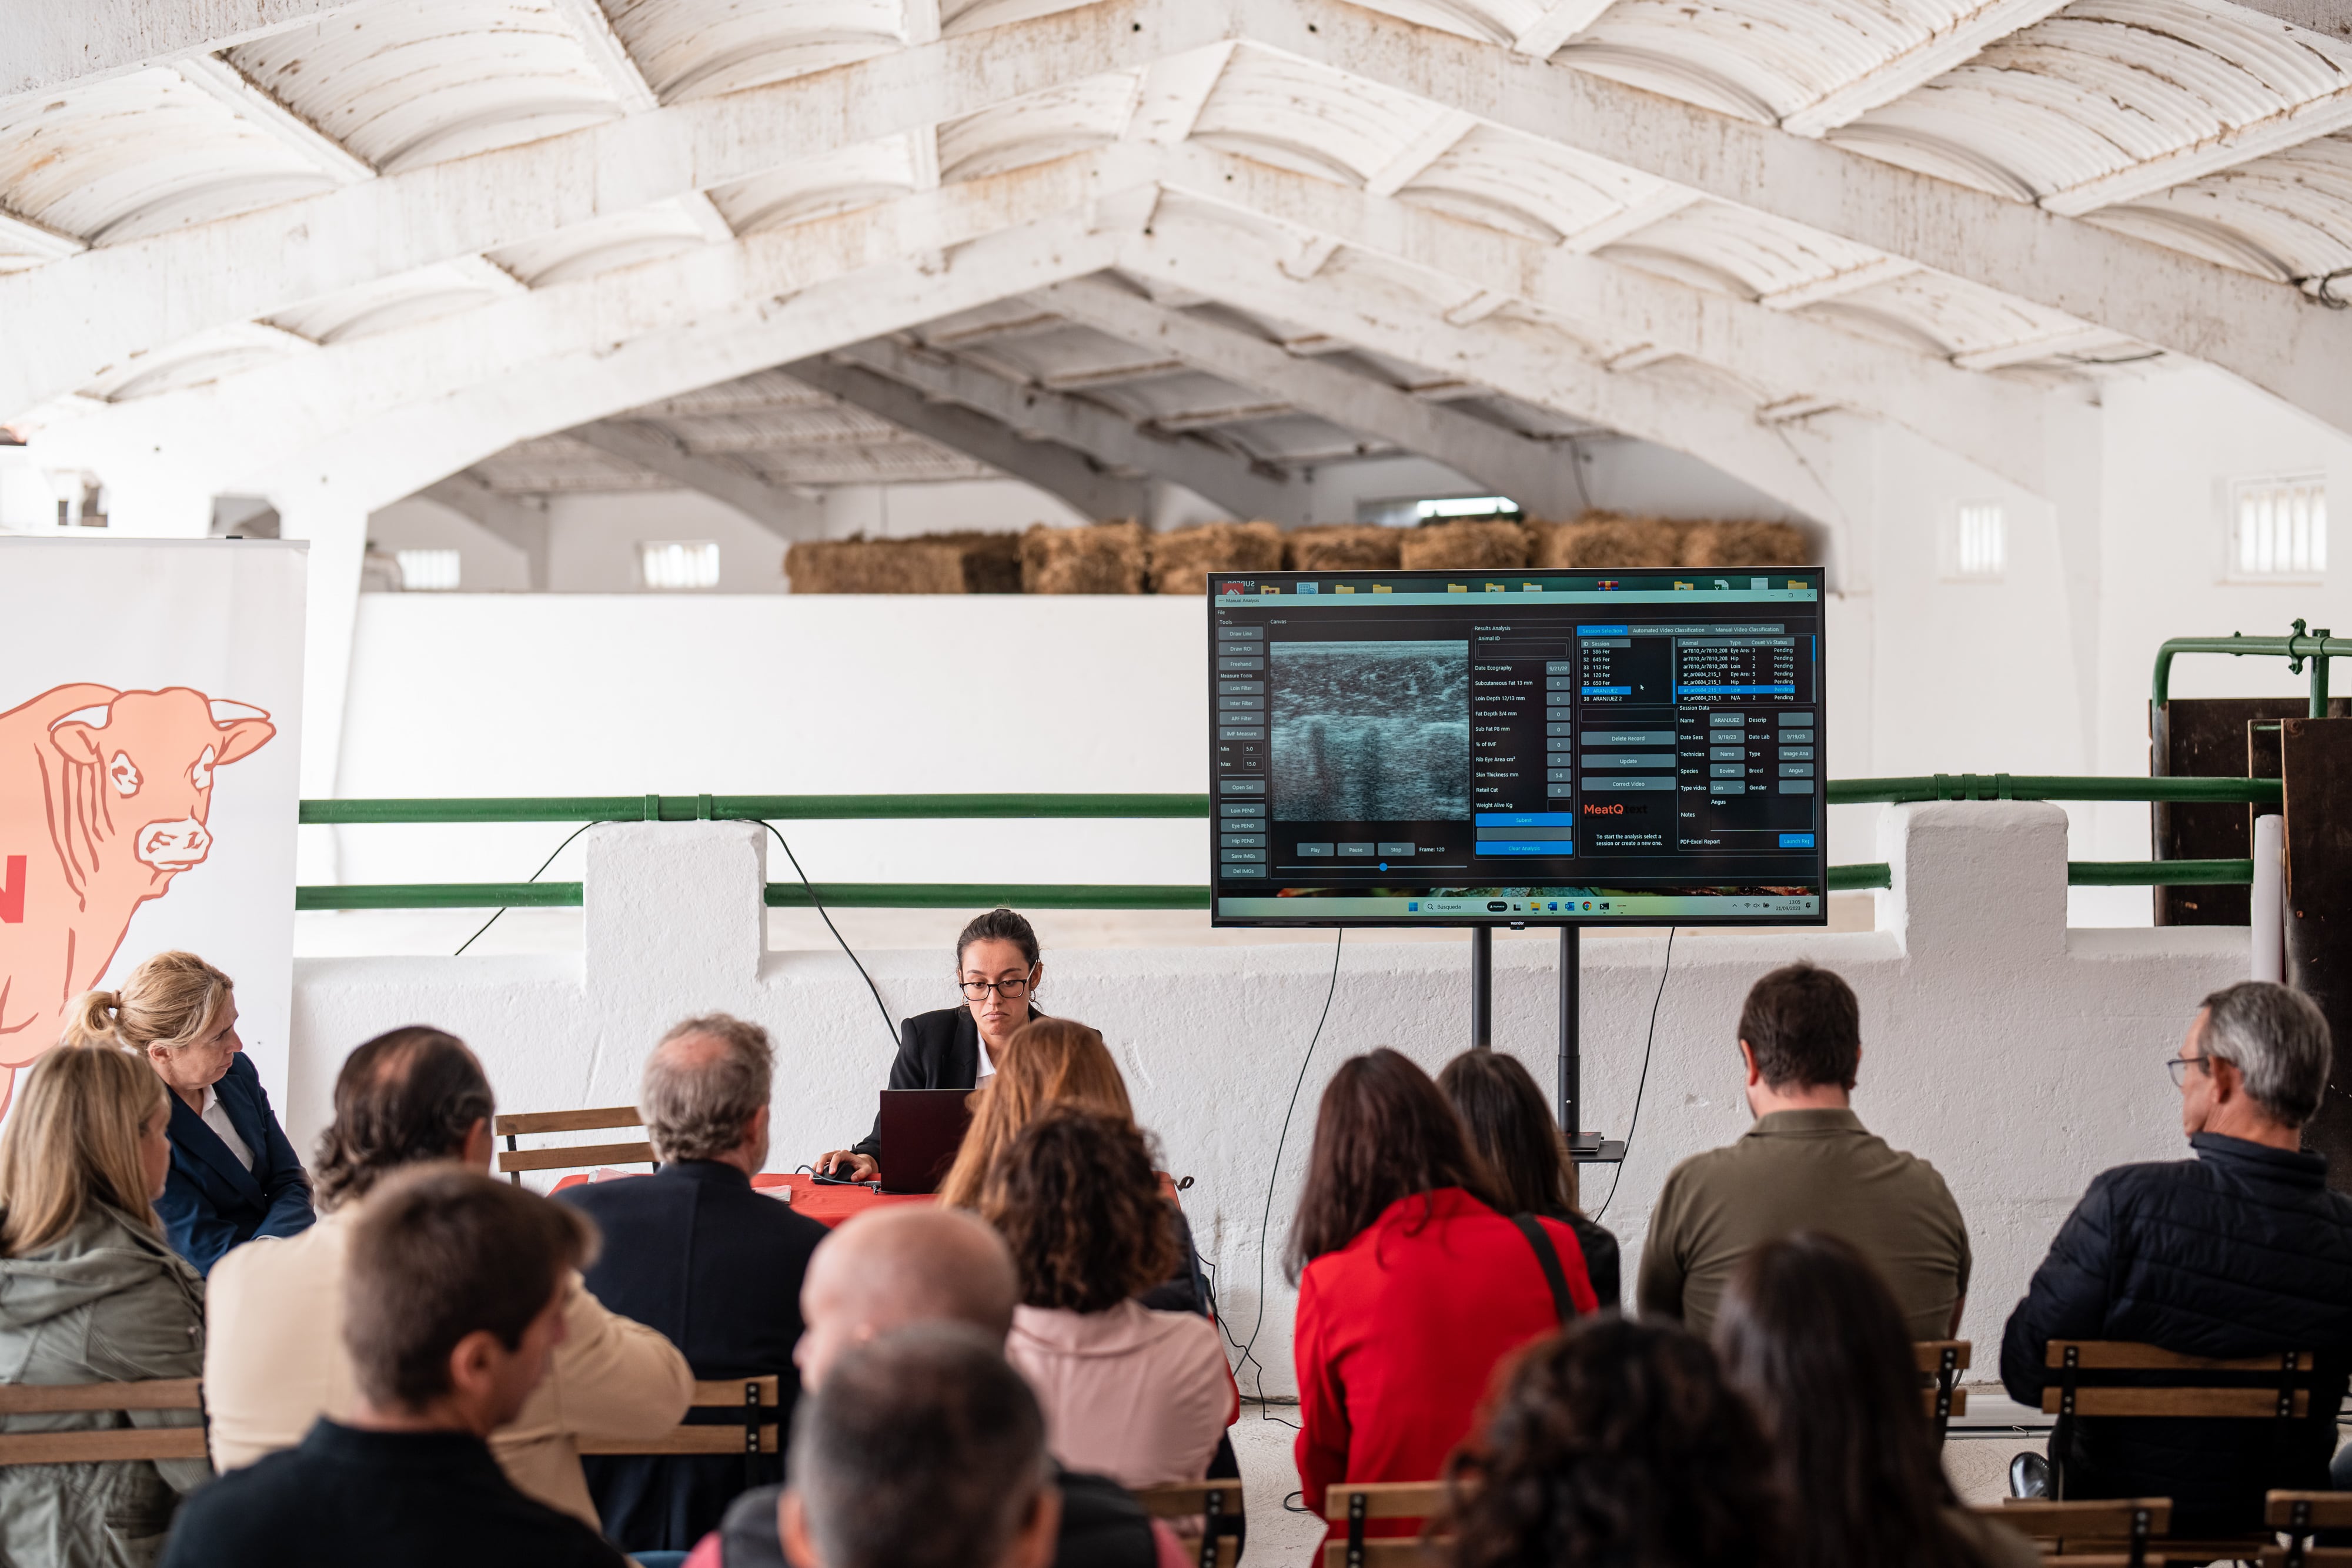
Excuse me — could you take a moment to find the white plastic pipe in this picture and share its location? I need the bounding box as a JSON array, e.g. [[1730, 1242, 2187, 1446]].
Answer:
[[2253, 813, 2285, 984]]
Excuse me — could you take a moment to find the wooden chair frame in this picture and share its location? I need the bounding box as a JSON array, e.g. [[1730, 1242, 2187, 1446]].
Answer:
[[1983, 1499, 2171, 1567], [1916, 1339, 1971, 1442], [577, 1376, 778, 1489], [2041, 1341, 2321, 1512], [2266, 1490, 2352, 1567], [1323, 1480, 1451, 1568], [0, 1378, 208, 1466], [495, 1106, 655, 1185], [1131, 1481, 1244, 1568]]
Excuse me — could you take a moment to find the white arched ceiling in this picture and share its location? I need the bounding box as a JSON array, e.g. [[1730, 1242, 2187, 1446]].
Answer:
[[6, 0, 2352, 524]]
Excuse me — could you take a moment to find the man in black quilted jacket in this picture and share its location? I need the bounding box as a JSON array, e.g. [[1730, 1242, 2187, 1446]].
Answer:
[[2002, 980, 2352, 1534]]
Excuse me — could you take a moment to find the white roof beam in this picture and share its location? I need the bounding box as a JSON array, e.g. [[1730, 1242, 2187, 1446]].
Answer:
[[172, 55, 373, 182], [546, 0, 660, 113], [1269, 0, 2352, 440], [2042, 89, 2352, 215], [0, 207, 85, 264], [1, 0, 372, 99], [1363, 109, 1478, 197], [0, 0, 1215, 420], [1124, 44, 1235, 143], [1512, 2, 1613, 58], [1119, 217, 1840, 523], [415, 475, 550, 590], [1779, 1, 2072, 137], [2231, 0, 2350, 36], [1155, 146, 2058, 495], [828, 336, 1305, 521], [1037, 274, 1583, 518], [787, 359, 1150, 521], [569, 419, 823, 539]]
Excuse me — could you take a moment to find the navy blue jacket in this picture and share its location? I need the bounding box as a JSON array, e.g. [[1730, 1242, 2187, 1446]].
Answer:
[[2002, 1133, 2352, 1533], [155, 1051, 314, 1276], [557, 1161, 828, 1553]]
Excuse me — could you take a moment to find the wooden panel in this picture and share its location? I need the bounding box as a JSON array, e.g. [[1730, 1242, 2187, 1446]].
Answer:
[[2259, 1549, 2352, 1566], [689, 1376, 780, 1409], [0, 1428, 211, 1465], [2040, 1388, 2308, 1418], [2061, 1539, 2269, 1564], [1322, 1542, 1437, 1567], [2149, 698, 2343, 925], [1920, 1386, 1969, 1419], [2043, 1342, 2312, 1373], [2283, 716, 2352, 1191], [2268, 1490, 2352, 1530], [1132, 1482, 1245, 1519], [0, 1379, 201, 1414], [495, 1106, 642, 1135], [1983, 1499, 2173, 1537], [497, 1141, 655, 1173], [578, 1425, 777, 1456], [1323, 1480, 1449, 1522], [1913, 1339, 1972, 1373]]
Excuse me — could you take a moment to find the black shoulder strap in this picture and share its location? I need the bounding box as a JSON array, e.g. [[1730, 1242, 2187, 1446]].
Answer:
[[1509, 1212, 1576, 1326]]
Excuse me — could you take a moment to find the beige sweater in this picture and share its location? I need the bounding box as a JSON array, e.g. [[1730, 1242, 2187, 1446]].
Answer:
[[203, 1208, 691, 1527]]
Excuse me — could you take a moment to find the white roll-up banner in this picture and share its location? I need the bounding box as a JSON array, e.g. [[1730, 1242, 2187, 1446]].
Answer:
[[0, 538, 308, 1111]]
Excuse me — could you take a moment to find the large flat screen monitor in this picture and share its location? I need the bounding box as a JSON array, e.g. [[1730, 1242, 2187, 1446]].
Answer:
[[1209, 566, 1826, 927]]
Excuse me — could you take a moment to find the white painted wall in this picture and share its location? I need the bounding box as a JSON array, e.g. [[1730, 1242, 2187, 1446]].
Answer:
[[286, 803, 2249, 1396]]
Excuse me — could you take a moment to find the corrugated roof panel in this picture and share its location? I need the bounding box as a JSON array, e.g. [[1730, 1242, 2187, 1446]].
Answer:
[[2093, 132, 2352, 283], [486, 200, 711, 285], [1595, 198, 1895, 300], [0, 69, 338, 243], [77, 322, 314, 402], [229, 0, 623, 172], [1400, 122, 1678, 245], [1190, 49, 1438, 186], [264, 261, 516, 342], [937, 72, 1138, 182], [600, 0, 903, 102], [709, 135, 921, 235]]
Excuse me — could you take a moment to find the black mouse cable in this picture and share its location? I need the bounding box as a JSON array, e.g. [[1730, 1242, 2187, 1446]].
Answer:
[[739, 818, 898, 1053]]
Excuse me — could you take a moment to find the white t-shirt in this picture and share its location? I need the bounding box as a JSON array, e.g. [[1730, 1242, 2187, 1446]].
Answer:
[[201, 1084, 255, 1171]]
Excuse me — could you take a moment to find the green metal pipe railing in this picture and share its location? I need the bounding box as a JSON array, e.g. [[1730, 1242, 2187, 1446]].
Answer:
[[2151, 620, 2344, 717]]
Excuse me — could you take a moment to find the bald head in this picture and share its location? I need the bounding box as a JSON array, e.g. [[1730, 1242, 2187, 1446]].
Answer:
[[796, 1207, 1020, 1391]]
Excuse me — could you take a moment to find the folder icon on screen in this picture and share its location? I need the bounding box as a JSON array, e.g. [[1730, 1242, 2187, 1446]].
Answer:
[[1485, 583, 1504, 592], [1372, 584, 1392, 593], [1448, 584, 1468, 593], [1335, 584, 1354, 593]]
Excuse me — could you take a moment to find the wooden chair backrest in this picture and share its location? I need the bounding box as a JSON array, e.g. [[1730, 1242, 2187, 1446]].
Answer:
[[494, 1106, 654, 1181], [0, 1378, 207, 1466], [577, 1376, 779, 1486], [1980, 1499, 2171, 1567], [1916, 1339, 1971, 1436], [2041, 1341, 2321, 1419], [1322, 1481, 1452, 1568], [2267, 1490, 2352, 1567], [1132, 1482, 1245, 1568]]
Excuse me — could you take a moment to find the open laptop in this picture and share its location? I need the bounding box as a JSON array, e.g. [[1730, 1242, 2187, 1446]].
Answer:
[[877, 1088, 976, 1195]]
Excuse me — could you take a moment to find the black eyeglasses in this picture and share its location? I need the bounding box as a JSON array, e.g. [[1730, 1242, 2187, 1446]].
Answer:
[[960, 973, 1035, 1001], [2166, 1053, 2214, 1088]]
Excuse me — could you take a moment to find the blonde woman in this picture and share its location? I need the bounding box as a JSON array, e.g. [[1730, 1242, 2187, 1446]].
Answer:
[[65, 952, 313, 1275], [0, 1044, 208, 1567]]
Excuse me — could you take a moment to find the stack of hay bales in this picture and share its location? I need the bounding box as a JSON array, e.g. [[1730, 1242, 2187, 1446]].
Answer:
[[1020, 520, 1147, 593], [1525, 511, 1810, 570], [783, 531, 1023, 593], [1680, 519, 1809, 568], [1283, 524, 1402, 571], [1146, 520, 1284, 594], [1397, 517, 1531, 570]]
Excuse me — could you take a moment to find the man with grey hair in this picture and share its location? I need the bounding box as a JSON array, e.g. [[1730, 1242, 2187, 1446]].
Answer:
[[780, 1326, 1060, 1568], [2002, 981, 2352, 1534], [559, 1014, 828, 1553]]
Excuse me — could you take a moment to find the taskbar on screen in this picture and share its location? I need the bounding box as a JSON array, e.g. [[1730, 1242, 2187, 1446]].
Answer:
[[1214, 890, 1822, 921]]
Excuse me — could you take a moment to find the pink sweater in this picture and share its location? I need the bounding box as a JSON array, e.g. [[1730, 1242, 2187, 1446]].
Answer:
[[1006, 1299, 1232, 1489]]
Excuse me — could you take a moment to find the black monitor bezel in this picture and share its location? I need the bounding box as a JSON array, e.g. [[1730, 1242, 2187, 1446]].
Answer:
[[1205, 565, 1828, 930]]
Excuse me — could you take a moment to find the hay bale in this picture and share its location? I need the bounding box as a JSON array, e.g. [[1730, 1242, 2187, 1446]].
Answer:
[[1680, 520, 1810, 570], [1526, 512, 1689, 570], [1147, 520, 1284, 595], [1396, 518, 1529, 571], [784, 531, 1022, 594], [1284, 524, 1403, 572], [1021, 521, 1147, 594]]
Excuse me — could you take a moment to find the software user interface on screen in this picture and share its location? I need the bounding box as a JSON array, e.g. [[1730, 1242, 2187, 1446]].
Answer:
[[1209, 566, 1826, 927]]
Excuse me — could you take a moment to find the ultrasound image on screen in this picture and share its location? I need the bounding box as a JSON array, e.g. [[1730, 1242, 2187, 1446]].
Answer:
[[1271, 640, 1470, 822]]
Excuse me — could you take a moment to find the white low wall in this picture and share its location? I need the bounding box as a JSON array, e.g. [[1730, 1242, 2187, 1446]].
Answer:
[[289, 799, 2248, 1393]]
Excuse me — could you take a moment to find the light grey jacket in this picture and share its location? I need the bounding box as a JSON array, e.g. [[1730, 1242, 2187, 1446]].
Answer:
[[0, 1203, 208, 1568]]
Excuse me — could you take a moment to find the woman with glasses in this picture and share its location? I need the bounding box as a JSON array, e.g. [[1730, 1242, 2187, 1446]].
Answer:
[[814, 907, 1044, 1184]]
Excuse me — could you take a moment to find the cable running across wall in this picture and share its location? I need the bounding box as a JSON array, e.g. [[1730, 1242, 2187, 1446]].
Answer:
[[1592, 926, 1675, 1223]]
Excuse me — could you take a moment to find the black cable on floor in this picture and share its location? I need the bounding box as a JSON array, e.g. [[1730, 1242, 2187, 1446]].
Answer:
[[740, 818, 898, 1053], [453, 821, 599, 956], [1592, 925, 1675, 1222]]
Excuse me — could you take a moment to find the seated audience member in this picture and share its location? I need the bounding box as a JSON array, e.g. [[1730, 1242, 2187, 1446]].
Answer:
[[559, 1015, 828, 1552], [1716, 1233, 2039, 1568], [696, 1206, 1186, 1568], [939, 1018, 1209, 1317], [2002, 981, 2352, 1533], [1639, 961, 1969, 1340], [1438, 1050, 1622, 1307], [1446, 1317, 1779, 1568], [982, 1110, 1229, 1488], [1289, 1049, 1597, 1532], [0, 1044, 208, 1566], [160, 1168, 627, 1568], [65, 951, 313, 1275], [205, 1026, 691, 1529], [780, 1325, 1059, 1568]]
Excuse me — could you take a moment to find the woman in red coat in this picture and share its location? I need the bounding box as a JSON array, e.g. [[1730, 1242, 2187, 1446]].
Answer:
[[1287, 1049, 1598, 1526]]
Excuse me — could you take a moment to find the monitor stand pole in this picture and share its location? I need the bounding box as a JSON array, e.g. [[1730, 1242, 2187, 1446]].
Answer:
[[1558, 927, 1626, 1165], [1471, 927, 1492, 1050]]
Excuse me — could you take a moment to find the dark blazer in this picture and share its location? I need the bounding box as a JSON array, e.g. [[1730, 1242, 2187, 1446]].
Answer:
[[718, 1465, 1158, 1568], [2001, 1133, 2352, 1534], [850, 1004, 1040, 1160], [155, 1051, 313, 1276], [558, 1160, 829, 1552]]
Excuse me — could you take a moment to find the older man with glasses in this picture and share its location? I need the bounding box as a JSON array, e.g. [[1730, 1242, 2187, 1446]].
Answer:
[[2001, 980, 2352, 1534]]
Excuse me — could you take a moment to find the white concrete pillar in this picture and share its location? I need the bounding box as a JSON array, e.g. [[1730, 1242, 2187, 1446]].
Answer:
[[1879, 798, 2070, 965]]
